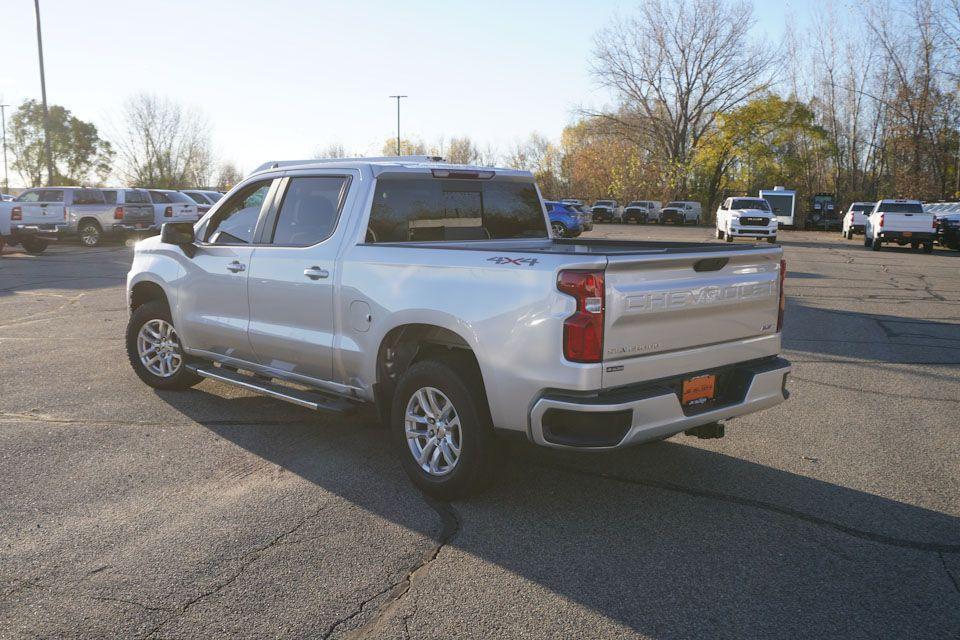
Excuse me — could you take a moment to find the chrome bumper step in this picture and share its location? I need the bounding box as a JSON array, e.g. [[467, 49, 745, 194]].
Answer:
[[189, 365, 357, 414]]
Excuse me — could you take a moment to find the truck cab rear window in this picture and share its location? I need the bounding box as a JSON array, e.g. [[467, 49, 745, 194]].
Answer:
[[366, 178, 547, 243]]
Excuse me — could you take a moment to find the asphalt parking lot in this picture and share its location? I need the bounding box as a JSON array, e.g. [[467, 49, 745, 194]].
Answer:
[[1, 226, 958, 639]]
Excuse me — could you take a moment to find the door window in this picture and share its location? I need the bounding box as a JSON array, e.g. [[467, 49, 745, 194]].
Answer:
[[204, 180, 273, 245], [72, 189, 105, 205], [15, 191, 41, 203], [268, 176, 348, 246], [103, 190, 118, 204]]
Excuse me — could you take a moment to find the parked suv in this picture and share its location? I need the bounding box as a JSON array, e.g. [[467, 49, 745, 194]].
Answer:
[[0, 187, 127, 251], [622, 201, 661, 224], [561, 199, 593, 231], [125, 157, 790, 498], [181, 190, 224, 215], [841, 202, 875, 239], [715, 197, 777, 243], [865, 199, 935, 252], [544, 201, 584, 238], [102, 188, 159, 241], [660, 201, 702, 225], [590, 200, 620, 223], [146, 189, 201, 229]]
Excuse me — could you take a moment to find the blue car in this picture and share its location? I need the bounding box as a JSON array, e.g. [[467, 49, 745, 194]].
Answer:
[[544, 201, 583, 238]]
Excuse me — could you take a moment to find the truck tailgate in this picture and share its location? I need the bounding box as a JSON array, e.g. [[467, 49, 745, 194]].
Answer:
[[20, 203, 67, 225], [602, 248, 782, 385], [880, 213, 935, 233]]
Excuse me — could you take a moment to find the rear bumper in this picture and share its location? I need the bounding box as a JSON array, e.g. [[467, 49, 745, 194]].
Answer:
[[849, 224, 865, 234], [878, 231, 935, 241], [529, 356, 791, 450], [11, 222, 71, 240], [112, 222, 155, 233]]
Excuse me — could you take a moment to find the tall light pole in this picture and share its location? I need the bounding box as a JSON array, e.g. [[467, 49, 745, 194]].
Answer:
[[389, 95, 407, 156], [0, 104, 9, 194], [34, 0, 55, 185]]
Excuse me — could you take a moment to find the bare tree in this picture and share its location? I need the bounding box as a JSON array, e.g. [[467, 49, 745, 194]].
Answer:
[[113, 93, 214, 188], [313, 143, 348, 159], [214, 161, 243, 191], [589, 0, 776, 191], [446, 136, 480, 164]]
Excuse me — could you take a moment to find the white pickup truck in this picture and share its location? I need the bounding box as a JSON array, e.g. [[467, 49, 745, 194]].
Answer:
[[865, 199, 936, 252], [715, 197, 778, 243], [125, 157, 791, 497]]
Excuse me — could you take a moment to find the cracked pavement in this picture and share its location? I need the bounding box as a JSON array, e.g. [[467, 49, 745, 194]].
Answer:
[[0, 228, 958, 639]]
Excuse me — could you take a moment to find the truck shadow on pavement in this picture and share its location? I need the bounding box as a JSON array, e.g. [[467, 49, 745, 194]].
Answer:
[[158, 389, 960, 638], [784, 299, 960, 366]]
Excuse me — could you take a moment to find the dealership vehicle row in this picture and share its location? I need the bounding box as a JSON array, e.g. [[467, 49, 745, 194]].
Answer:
[[0, 186, 223, 253]]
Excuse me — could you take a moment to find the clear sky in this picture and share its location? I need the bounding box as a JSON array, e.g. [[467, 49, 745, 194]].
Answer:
[[0, 0, 818, 184]]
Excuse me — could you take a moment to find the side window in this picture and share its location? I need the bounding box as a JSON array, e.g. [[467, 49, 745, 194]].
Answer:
[[40, 189, 65, 203], [269, 176, 348, 246], [184, 192, 206, 204], [148, 190, 170, 204], [103, 190, 118, 205], [205, 180, 273, 245], [72, 189, 105, 205], [16, 191, 40, 203], [125, 190, 149, 204]]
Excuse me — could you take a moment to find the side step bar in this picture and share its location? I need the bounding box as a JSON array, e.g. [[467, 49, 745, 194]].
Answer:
[[190, 365, 357, 414]]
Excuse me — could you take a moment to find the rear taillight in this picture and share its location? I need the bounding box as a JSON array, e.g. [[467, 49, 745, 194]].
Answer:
[[11, 206, 22, 221], [878, 213, 884, 228], [63, 207, 67, 221], [558, 270, 604, 363], [933, 216, 937, 229], [114, 206, 124, 220], [164, 206, 173, 217], [777, 259, 787, 332]]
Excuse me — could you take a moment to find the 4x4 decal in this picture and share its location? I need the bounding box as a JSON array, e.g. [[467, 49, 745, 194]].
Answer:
[[487, 256, 539, 266]]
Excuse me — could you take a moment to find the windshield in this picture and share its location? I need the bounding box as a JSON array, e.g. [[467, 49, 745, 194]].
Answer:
[[731, 198, 770, 211], [879, 202, 924, 214], [366, 177, 547, 243], [665, 202, 684, 208], [627, 202, 643, 207], [852, 204, 874, 212], [595, 201, 614, 207]]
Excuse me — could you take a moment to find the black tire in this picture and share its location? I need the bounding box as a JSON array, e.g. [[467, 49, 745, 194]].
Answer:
[[21, 237, 48, 255], [125, 300, 202, 390], [872, 236, 882, 251], [767, 236, 777, 244], [78, 220, 103, 248], [864, 234, 872, 248], [716, 228, 724, 239], [725, 233, 733, 242], [923, 241, 933, 254], [392, 353, 495, 500], [551, 222, 566, 238]]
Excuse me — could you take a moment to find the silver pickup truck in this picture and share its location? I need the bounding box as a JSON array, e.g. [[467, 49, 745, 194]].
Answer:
[[0, 187, 144, 252], [125, 157, 791, 498]]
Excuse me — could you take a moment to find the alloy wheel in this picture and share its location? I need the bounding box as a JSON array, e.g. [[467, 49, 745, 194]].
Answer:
[[405, 387, 462, 477], [137, 318, 183, 378]]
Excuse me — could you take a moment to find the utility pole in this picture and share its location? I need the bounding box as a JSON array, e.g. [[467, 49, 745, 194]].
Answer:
[[389, 95, 407, 156], [0, 104, 9, 194], [34, 0, 55, 185]]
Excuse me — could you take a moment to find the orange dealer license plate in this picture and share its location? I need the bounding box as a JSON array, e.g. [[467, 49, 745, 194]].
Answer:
[[682, 374, 716, 406]]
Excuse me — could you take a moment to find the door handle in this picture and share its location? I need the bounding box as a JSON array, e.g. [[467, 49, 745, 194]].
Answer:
[[303, 266, 329, 280], [226, 261, 246, 273]]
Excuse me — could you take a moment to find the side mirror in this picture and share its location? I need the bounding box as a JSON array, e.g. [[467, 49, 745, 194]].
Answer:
[[160, 222, 196, 257], [161, 222, 195, 245]]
